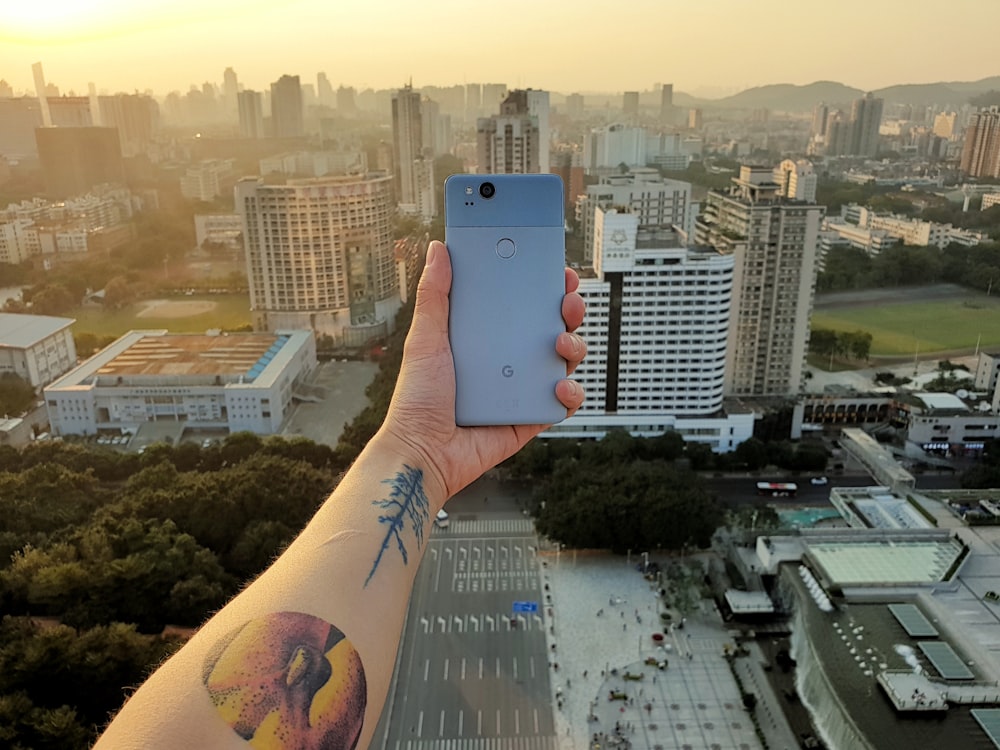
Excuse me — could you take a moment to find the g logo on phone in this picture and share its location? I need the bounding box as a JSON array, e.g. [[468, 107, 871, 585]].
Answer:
[[501, 365, 514, 378]]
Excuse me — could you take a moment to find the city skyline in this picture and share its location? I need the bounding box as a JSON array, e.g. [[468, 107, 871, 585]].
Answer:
[[3, 0, 1000, 98]]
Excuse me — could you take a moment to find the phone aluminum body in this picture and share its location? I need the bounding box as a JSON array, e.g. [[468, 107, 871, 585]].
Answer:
[[444, 173, 567, 426]]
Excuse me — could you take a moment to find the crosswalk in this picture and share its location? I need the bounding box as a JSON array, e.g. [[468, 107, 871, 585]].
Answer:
[[420, 611, 546, 634], [394, 737, 558, 750], [440, 519, 536, 535]]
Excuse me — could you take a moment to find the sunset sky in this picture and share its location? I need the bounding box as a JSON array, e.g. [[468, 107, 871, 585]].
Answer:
[[2, 0, 999, 98]]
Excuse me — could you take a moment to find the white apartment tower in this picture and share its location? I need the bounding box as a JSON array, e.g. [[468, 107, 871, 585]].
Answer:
[[547, 208, 753, 449], [774, 159, 817, 203], [695, 166, 824, 398], [238, 90, 265, 139], [236, 174, 401, 346], [576, 169, 696, 263], [476, 89, 541, 174]]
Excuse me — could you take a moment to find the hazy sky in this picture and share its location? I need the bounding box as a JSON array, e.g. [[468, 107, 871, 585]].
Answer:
[[3, 0, 999, 98]]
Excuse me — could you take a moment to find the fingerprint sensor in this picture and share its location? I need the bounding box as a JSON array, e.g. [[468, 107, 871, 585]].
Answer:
[[496, 238, 516, 259]]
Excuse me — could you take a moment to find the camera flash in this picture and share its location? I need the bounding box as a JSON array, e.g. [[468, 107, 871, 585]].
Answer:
[[465, 186, 473, 195]]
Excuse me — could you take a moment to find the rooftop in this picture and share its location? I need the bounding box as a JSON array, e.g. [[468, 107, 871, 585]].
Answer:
[[96, 333, 283, 378], [0, 313, 75, 348]]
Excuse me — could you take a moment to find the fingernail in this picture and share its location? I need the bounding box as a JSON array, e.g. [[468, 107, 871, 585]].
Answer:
[[570, 334, 582, 355], [426, 241, 440, 267]]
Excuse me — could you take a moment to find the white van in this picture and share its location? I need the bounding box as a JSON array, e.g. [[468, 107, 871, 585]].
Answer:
[[434, 509, 450, 528]]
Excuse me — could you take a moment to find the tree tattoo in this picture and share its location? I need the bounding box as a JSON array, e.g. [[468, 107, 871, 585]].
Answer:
[[365, 465, 429, 586], [203, 612, 367, 750]]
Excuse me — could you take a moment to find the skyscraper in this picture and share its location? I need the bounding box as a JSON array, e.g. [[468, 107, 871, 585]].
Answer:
[[391, 84, 435, 218], [270, 75, 304, 138], [97, 94, 158, 157], [849, 92, 884, 157], [236, 174, 400, 344], [811, 102, 829, 137], [960, 107, 1000, 179], [223, 67, 238, 116], [623, 91, 639, 118], [695, 166, 825, 398], [317, 72, 334, 107], [659, 83, 674, 123], [238, 90, 265, 139], [525, 89, 551, 172]]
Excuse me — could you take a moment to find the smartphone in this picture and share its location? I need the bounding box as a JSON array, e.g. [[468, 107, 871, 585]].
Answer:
[[444, 173, 567, 426]]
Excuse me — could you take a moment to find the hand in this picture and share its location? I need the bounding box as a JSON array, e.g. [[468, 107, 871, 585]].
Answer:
[[378, 240, 586, 502]]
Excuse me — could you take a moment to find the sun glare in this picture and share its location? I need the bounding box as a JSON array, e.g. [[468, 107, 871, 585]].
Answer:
[[5, 1, 144, 43]]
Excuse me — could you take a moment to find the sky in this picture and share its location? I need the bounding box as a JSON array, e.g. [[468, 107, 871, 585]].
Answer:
[[2, 0, 999, 99]]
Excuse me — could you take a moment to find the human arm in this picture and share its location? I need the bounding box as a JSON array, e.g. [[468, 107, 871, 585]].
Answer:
[[93, 240, 586, 749]]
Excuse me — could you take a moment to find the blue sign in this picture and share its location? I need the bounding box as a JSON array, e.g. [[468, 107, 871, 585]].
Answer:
[[512, 601, 538, 613]]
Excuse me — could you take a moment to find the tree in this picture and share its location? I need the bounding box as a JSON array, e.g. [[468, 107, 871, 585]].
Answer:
[[0, 372, 35, 417], [102, 275, 136, 309]]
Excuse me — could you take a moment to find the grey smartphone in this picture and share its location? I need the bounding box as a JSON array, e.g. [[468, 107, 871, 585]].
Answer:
[[444, 173, 567, 426]]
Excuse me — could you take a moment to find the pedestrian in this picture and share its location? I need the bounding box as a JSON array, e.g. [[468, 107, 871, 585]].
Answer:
[[567, 678, 572, 689], [583, 670, 588, 678], [623, 623, 627, 632]]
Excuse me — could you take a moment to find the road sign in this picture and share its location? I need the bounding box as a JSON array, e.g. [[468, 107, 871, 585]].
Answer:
[[512, 601, 538, 613]]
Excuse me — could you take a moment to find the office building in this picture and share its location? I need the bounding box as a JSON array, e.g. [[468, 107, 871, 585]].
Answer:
[[48, 97, 92, 127], [933, 111, 958, 140], [525, 89, 551, 172], [317, 72, 334, 107], [465, 83, 482, 119], [575, 169, 696, 263], [180, 159, 235, 201], [688, 108, 703, 131], [223, 67, 239, 115], [236, 174, 400, 345], [773, 159, 817, 202], [695, 166, 824, 398], [270, 75, 304, 138], [582, 124, 689, 175], [476, 90, 540, 174], [482, 83, 507, 112], [0, 313, 77, 388], [35, 127, 125, 199], [238, 90, 265, 139], [545, 208, 753, 449], [336, 86, 356, 114], [194, 213, 244, 251], [45, 330, 316, 437], [961, 107, 1000, 179]]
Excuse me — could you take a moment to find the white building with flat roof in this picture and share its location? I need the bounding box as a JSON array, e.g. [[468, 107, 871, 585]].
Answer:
[[44, 329, 315, 436], [0, 313, 77, 388], [545, 208, 754, 450]]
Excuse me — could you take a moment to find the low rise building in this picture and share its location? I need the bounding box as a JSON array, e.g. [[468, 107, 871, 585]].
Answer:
[[0, 312, 77, 388], [44, 329, 316, 437]]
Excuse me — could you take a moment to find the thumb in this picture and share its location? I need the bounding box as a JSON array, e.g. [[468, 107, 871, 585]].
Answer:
[[410, 240, 452, 341]]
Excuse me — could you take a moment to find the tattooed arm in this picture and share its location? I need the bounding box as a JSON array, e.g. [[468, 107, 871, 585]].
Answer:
[[94, 240, 586, 750]]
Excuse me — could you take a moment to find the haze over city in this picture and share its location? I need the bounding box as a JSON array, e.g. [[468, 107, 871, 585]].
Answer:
[[4, 0, 1000, 96]]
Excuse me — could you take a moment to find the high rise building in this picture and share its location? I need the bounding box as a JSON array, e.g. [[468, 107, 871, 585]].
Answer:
[[811, 102, 829, 137], [849, 92, 884, 157], [465, 83, 482, 119], [476, 90, 540, 174], [482, 83, 507, 111], [623, 91, 639, 118], [270, 75, 304, 138], [391, 84, 435, 218], [35, 127, 125, 199], [932, 111, 957, 140], [336, 85, 356, 114], [688, 108, 703, 130], [566, 93, 584, 118], [236, 174, 400, 344], [238, 90, 265, 139], [575, 168, 696, 263], [97, 94, 158, 157], [960, 107, 1000, 179], [659, 84, 674, 123], [545, 207, 753, 448], [223, 67, 239, 116], [694, 166, 824, 398], [525, 89, 551, 172], [317, 73, 334, 107]]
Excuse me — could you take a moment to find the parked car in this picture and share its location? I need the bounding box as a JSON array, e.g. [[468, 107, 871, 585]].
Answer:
[[810, 476, 829, 485]]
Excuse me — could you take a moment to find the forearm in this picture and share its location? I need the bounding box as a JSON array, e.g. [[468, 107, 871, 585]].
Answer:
[[95, 431, 446, 750]]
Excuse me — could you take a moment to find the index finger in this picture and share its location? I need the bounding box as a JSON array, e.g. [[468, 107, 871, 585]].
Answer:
[[565, 267, 580, 294]]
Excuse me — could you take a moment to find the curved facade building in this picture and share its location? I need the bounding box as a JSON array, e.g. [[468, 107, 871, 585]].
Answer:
[[237, 174, 400, 345]]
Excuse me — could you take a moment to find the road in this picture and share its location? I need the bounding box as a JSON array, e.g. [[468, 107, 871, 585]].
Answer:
[[704, 472, 961, 507], [374, 479, 557, 750]]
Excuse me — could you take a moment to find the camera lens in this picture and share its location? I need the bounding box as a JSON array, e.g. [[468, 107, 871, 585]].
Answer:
[[479, 182, 496, 199]]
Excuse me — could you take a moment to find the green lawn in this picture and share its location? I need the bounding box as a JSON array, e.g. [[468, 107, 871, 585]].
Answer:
[[68, 294, 252, 338], [811, 297, 1000, 356]]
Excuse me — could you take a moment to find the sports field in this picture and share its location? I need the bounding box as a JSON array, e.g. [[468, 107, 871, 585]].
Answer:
[[811, 289, 1000, 357], [68, 294, 251, 337]]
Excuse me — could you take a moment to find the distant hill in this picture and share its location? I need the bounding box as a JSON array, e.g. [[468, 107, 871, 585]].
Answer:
[[713, 81, 863, 111], [701, 76, 1000, 112]]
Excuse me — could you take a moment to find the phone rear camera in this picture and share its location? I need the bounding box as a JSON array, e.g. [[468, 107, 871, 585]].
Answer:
[[479, 182, 496, 199]]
